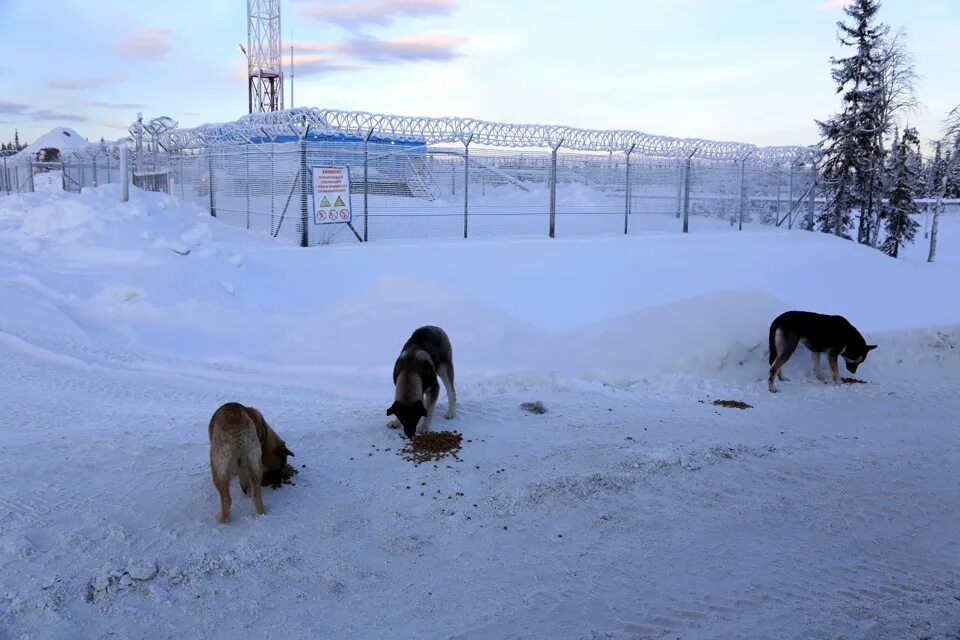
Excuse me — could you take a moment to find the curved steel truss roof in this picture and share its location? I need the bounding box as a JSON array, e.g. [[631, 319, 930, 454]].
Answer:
[[86, 107, 819, 164]]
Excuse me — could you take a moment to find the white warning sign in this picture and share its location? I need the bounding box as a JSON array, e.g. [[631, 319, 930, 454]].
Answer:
[[311, 166, 352, 225]]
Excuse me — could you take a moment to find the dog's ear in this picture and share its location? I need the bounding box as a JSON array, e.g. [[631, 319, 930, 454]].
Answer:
[[274, 443, 295, 458], [866, 344, 877, 352], [386, 403, 396, 417], [416, 400, 427, 418]]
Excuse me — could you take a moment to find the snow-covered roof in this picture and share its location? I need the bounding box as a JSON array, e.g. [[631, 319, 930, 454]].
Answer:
[[13, 127, 89, 160]]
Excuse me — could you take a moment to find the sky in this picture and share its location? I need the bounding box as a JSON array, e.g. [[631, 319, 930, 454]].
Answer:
[[0, 0, 957, 148]]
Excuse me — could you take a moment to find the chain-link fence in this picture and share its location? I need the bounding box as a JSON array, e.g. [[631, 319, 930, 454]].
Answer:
[[1, 140, 819, 245]]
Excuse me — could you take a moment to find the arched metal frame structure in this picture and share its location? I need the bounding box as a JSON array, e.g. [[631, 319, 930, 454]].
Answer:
[[76, 107, 819, 168], [96, 107, 819, 166]]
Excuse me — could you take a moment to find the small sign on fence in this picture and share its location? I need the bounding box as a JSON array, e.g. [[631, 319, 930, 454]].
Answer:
[[311, 166, 351, 225]]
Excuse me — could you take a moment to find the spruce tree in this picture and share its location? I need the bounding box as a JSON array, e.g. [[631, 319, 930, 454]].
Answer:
[[880, 127, 921, 258], [815, 0, 888, 242], [13, 129, 21, 151]]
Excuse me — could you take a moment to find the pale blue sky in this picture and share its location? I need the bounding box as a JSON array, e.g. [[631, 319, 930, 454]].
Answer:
[[0, 0, 957, 147]]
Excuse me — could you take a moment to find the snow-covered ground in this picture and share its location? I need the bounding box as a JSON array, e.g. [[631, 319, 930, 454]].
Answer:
[[1, 186, 959, 639]]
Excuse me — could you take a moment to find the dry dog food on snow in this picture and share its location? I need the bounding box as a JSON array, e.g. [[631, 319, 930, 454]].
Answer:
[[261, 464, 299, 489], [399, 431, 463, 465], [712, 399, 753, 410]]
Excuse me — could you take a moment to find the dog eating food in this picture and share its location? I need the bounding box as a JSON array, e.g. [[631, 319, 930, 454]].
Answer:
[[261, 464, 299, 489], [712, 399, 753, 410], [399, 430, 463, 465]]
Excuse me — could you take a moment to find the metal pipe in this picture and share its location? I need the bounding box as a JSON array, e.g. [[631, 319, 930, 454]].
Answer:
[[549, 139, 563, 238], [363, 128, 373, 242], [737, 154, 751, 231], [682, 149, 697, 233], [299, 122, 311, 247], [245, 147, 251, 230], [624, 143, 635, 234], [120, 145, 130, 202], [463, 134, 473, 239]]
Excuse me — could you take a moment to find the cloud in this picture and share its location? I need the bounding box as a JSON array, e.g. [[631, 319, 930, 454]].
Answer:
[[84, 101, 147, 110], [183, 111, 202, 117], [97, 121, 132, 131], [291, 56, 370, 76], [114, 27, 178, 59], [0, 101, 32, 115], [0, 101, 89, 124], [337, 34, 462, 62], [46, 77, 121, 91], [31, 110, 88, 123], [299, 0, 456, 27], [285, 34, 462, 75]]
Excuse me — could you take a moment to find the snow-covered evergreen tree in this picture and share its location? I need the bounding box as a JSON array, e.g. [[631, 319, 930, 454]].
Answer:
[[928, 105, 960, 262], [815, 0, 889, 242], [880, 127, 921, 258], [13, 129, 21, 151]]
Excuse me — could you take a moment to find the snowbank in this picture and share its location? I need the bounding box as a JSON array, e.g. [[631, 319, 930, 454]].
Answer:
[[0, 185, 958, 387]]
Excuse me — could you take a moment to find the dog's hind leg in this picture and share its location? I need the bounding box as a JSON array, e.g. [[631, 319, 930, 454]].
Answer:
[[768, 335, 798, 393], [827, 350, 842, 385], [437, 363, 457, 420], [212, 467, 232, 524], [811, 351, 825, 381], [249, 471, 266, 516]]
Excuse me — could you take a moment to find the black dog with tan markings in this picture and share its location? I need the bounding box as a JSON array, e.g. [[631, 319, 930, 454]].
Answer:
[[768, 311, 877, 393]]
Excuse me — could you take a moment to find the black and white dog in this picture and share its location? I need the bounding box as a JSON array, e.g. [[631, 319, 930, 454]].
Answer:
[[386, 326, 457, 438]]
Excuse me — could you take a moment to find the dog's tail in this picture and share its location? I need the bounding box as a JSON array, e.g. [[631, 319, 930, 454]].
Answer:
[[768, 321, 778, 365]]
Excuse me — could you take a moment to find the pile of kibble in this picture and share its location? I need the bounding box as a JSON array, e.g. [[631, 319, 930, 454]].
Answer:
[[261, 464, 299, 489], [712, 399, 753, 410], [398, 431, 464, 465]]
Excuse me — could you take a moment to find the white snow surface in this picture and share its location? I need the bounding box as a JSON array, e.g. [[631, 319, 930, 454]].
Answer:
[[1, 186, 959, 639]]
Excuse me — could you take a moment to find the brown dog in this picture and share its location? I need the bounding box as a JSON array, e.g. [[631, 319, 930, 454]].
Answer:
[[208, 403, 294, 523]]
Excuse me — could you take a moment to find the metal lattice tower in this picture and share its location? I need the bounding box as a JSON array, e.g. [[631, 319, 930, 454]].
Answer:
[[245, 0, 283, 114]]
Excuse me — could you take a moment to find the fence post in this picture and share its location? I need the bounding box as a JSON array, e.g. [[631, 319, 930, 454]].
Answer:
[[1, 157, 7, 196], [92, 155, 98, 188], [179, 155, 185, 200], [207, 150, 216, 217], [737, 154, 750, 231], [106, 154, 112, 185], [120, 145, 130, 202], [463, 134, 473, 239], [27, 158, 35, 193], [299, 124, 311, 247], [549, 139, 563, 238], [244, 148, 251, 230], [787, 164, 796, 230], [682, 151, 695, 233], [675, 161, 684, 218], [363, 128, 373, 241], [269, 143, 276, 235], [623, 144, 635, 234], [805, 161, 817, 231], [78, 154, 85, 191]]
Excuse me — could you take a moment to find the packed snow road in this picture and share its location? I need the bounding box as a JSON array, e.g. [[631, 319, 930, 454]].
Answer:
[[2, 335, 958, 640]]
